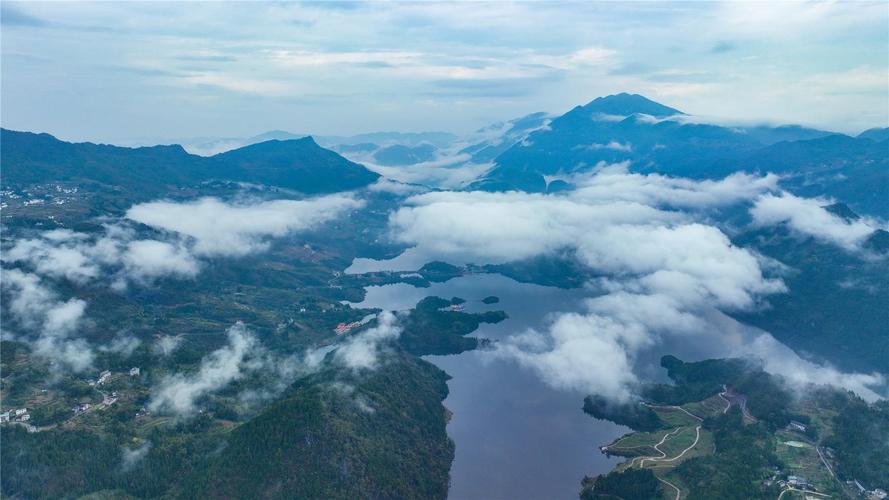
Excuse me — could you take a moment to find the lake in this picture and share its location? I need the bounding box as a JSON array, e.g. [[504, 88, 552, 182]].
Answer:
[[352, 273, 628, 500]]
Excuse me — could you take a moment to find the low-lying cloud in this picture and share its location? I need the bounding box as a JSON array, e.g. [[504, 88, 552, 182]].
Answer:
[[1, 269, 93, 372], [750, 192, 881, 250], [127, 195, 362, 256], [572, 163, 779, 209], [120, 441, 151, 473], [739, 333, 886, 402], [147, 320, 364, 416], [149, 322, 258, 415], [364, 167, 885, 401], [332, 311, 402, 371], [3, 227, 200, 290], [577, 141, 633, 152], [2, 194, 363, 375]]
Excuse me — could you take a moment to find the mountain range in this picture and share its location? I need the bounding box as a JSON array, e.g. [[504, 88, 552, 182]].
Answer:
[[3, 93, 887, 217], [1, 129, 380, 197], [469, 94, 888, 217]]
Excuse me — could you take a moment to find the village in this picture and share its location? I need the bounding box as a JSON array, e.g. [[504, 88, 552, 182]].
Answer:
[[769, 418, 887, 500], [0, 366, 141, 433]]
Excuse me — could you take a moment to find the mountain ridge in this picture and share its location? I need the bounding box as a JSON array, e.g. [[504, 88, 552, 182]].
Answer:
[[1, 128, 380, 196]]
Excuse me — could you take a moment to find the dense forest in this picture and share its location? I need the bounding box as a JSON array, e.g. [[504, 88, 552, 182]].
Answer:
[[0, 293, 510, 499], [396, 296, 506, 355], [673, 411, 781, 500], [580, 468, 660, 500], [824, 395, 889, 490], [643, 355, 790, 427], [183, 350, 454, 499], [582, 395, 663, 432]]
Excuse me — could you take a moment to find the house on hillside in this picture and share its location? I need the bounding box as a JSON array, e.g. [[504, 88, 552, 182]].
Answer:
[[787, 475, 810, 489], [787, 420, 807, 433]]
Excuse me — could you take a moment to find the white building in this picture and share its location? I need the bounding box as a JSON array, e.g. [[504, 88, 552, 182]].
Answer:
[[0, 412, 9, 422], [788, 420, 807, 432], [14, 408, 27, 416], [129, 367, 140, 376]]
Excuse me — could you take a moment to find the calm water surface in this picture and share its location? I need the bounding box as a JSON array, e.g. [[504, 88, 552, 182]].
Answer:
[[353, 273, 627, 500]]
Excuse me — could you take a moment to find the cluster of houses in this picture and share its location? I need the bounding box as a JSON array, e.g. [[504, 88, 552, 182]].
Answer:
[[72, 403, 92, 415], [847, 480, 887, 499], [785, 475, 811, 489], [0, 408, 30, 423], [335, 321, 363, 335], [88, 370, 113, 387], [85, 367, 139, 387]]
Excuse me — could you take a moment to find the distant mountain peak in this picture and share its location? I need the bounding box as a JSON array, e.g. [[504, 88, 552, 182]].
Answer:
[[581, 93, 684, 118], [857, 127, 889, 143], [246, 130, 306, 143], [864, 229, 889, 254], [824, 202, 861, 222]]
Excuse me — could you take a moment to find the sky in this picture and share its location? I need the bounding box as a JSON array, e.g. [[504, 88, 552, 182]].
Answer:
[[1, 1, 887, 144]]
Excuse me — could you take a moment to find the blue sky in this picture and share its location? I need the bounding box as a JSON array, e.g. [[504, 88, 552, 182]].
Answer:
[[2, 1, 887, 143]]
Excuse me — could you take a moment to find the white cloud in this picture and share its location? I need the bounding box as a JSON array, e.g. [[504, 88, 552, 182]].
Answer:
[[3, 227, 199, 289], [527, 46, 618, 70], [366, 178, 429, 196], [154, 335, 183, 356], [572, 163, 779, 209], [119, 240, 200, 284], [378, 172, 887, 402], [174, 72, 296, 97], [148, 322, 345, 415], [739, 333, 886, 403], [3, 230, 100, 284], [577, 141, 633, 152], [126, 195, 363, 257], [149, 322, 257, 415], [100, 333, 142, 357], [4, 194, 360, 298], [120, 441, 151, 473], [364, 169, 848, 401], [496, 312, 641, 401], [750, 192, 880, 250], [333, 311, 402, 372], [358, 153, 491, 189], [1, 269, 93, 372], [387, 173, 783, 310]]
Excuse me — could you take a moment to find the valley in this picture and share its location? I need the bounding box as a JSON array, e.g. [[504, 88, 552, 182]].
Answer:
[[2, 93, 887, 500]]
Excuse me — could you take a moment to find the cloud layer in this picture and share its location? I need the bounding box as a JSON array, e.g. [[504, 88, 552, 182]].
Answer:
[[3, 2, 886, 141], [1, 194, 362, 375], [127, 195, 363, 256], [149, 322, 258, 415], [750, 192, 882, 250], [1, 269, 92, 371], [332, 311, 402, 371], [368, 168, 885, 401]]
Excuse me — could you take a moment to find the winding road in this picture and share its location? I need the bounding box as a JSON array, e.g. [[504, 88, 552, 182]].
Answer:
[[631, 405, 705, 499], [658, 477, 682, 500]]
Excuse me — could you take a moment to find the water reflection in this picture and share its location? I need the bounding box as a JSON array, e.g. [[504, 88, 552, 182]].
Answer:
[[353, 274, 627, 500]]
